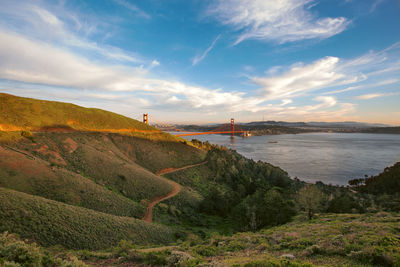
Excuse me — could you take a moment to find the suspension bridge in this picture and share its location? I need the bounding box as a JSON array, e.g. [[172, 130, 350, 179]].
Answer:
[[141, 114, 250, 137]]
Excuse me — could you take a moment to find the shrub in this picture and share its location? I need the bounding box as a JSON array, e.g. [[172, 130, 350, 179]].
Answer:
[[0, 232, 87, 267]]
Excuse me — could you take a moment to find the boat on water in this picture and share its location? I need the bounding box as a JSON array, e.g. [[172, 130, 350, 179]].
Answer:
[[268, 141, 278, 143]]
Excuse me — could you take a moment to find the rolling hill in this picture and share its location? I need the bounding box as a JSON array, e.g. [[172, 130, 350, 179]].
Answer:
[[1, 93, 399, 267], [0, 93, 206, 251]]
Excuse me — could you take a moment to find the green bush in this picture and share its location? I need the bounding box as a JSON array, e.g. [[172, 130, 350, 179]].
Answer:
[[0, 232, 87, 267]]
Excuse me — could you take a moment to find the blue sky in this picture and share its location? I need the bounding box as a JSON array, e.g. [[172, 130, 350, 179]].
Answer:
[[0, 0, 399, 125]]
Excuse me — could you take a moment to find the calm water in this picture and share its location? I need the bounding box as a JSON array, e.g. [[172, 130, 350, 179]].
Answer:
[[178, 132, 400, 185]]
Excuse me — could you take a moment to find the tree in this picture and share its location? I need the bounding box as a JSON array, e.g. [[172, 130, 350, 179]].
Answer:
[[233, 188, 296, 231], [297, 185, 325, 220]]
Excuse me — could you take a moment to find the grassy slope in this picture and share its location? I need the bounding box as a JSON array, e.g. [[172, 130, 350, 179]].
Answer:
[[8, 132, 177, 202], [0, 187, 176, 250], [109, 133, 206, 172], [41, 213, 398, 266], [208, 212, 400, 267], [0, 93, 209, 252], [0, 93, 154, 131], [0, 146, 145, 218]]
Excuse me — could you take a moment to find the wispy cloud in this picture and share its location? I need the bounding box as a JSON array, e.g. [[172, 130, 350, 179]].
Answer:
[[370, 0, 385, 13], [0, 25, 358, 122], [356, 92, 398, 100], [207, 0, 349, 45], [192, 35, 221, 66], [251, 42, 400, 100], [0, 1, 143, 63], [113, 0, 151, 19], [324, 79, 398, 94], [356, 93, 385, 99], [252, 56, 347, 100]]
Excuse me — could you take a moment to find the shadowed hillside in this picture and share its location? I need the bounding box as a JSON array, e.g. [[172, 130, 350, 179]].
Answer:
[[0, 187, 175, 250], [0, 146, 146, 218]]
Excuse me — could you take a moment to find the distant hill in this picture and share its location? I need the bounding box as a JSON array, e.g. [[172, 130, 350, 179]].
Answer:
[[242, 120, 390, 128]]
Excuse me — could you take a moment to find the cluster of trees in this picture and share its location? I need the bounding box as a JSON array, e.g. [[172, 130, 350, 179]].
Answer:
[[191, 141, 399, 232], [349, 162, 400, 195], [348, 162, 400, 211], [196, 146, 296, 230]]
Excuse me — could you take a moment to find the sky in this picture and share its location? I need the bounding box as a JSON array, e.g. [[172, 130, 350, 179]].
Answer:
[[0, 0, 399, 125]]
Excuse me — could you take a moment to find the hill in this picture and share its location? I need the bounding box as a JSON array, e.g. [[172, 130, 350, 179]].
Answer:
[[4, 212, 398, 266], [0, 93, 154, 132], [0, 93, 188, 143], [0, 187, 175, 250], [357, 162, 400, 195], [1, 93, 399, 266], [0, 93, 206, 251]]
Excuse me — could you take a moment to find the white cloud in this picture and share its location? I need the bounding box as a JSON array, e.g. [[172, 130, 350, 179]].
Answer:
[[1, 26, 395, 122], [113, 0, 151, 19], [370, 0, 384, 13], [0, 2, 143, 64], [207, 0, 349, 44], [252, 43, 400, 100], [0, 28, 246, 111], [355, 92, 399, 100], [252, 57, 345, 100], [356, 93, 385, 99], [324, 79, 398, 94], [0, 2, 398, 123], [192, 35, 221, 66]]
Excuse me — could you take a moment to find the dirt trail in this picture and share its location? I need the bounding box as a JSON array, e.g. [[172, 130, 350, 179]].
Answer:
[[143, 161, 207, 223], [155, 161, 207, 175]]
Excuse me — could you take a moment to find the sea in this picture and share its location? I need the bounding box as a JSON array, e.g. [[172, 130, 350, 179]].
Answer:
[[176, 132, 400, 185]]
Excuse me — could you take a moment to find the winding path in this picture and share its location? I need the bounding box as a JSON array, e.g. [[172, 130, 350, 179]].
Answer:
[[143, 161, 207, 223]]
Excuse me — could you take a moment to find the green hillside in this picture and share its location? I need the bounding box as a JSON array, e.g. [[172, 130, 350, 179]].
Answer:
[[0, 93, 207, 253], [1, 93, 399, 267], [0, 93, 154, 131], [5, 213, 397, 267], [6, 132, 205, 201], [359, 162, 400, 195], [0, 187, 176, 250], [0, 146, 146, 218]]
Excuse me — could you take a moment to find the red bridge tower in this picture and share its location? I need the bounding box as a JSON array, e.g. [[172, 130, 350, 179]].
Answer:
[[143, 113, 149, 124]]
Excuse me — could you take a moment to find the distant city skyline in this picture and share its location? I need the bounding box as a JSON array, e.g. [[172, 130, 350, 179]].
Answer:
[[0, 0, 399, 125]]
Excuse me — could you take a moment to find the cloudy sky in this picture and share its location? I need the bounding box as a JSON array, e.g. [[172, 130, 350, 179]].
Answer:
[[0, 0, 399, 125]]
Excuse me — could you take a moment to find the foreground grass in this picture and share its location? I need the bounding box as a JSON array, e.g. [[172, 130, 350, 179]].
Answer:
[[67, 212, 400, 266], [0, 187, 176, 250], [0, 232, 88, 267], [193, 212, 400, 267]]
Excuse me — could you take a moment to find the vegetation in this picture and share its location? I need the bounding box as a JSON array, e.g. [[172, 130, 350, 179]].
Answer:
[[350, 162, 400, 195], [297, 185, 326, 220], [0, 93, 154, 132], [32, 213, 399, 266], [0, 145, 146, 218], [160, 145, 296, 231], [0, 232, 88, 267], [8, 132, 177, 202], [109, 134, 206, 173], [349, 162, 400, 212], [0, 187, 176, 250], [1, 94, 400, 266]]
